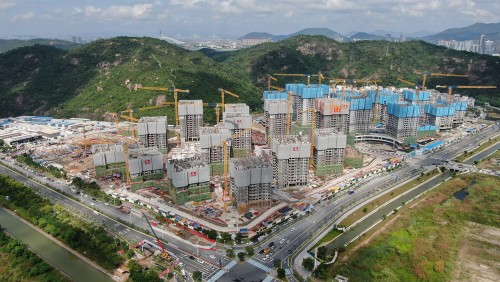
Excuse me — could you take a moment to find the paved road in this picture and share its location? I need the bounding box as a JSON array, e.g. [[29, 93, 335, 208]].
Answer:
[[325, 172, 451, 250], [0, 162, 227, 280], [464, 142, 500, 165]]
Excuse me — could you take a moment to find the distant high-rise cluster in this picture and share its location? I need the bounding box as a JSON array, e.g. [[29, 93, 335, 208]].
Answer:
[[438, 34, 496, 55]]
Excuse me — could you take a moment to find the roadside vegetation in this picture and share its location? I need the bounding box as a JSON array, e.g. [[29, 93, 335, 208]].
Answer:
[[71, 177, 116, 204], [326, 173, 499, 281], [0, 227, 69, 282], [0, 174, 126, 271], [476, 149, 500, 170], [16, 153, 67, 179], [455, 136, 500, 162], [339, 168, 440, 227]]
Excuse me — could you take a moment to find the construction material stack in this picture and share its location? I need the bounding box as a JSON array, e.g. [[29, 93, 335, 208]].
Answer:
[[271, 135, 310, 189], [167, 158, 211, 205], [223, 103, 252, 157], [200, 126, 231, 175], [92, 144, 126, 178], [314, 98, 350, 133], [229, 157, 273, 213], [386, 103, 421, 146], [178, 100, 203, 142], [137, 116, 168, 151], [314, 128, 347, 176], [264, 99, 292, 143]]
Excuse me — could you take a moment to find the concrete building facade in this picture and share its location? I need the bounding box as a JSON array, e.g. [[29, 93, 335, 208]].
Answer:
[[264, 99, 291, 143], [314, 128, 347, 176], [128, 148, 164, 182], [223, 103, 252, 157], [200, 126, 231, 175], [167, 158, 211, 205], [229, 157, 273, 213], [271, 135, 310, 189], [314, 98, 350, 133], [424, 104, 455, 131], [137, 116, 168, 150], [386, 103, 420, 144], [178, 100, 203, 142]]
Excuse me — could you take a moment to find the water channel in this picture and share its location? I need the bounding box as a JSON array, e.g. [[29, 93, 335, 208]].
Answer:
[[0, 208, 112, 282]]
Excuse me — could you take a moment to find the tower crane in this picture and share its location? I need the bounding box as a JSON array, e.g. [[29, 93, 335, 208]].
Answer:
[[414, 71, 468, 90], [120, 109, 139, 138], [142, 213, 171, 261], [218, 88, 240, 122], [273, 73, 320, 85], [267, 75, 278, 91], [137, 86, 190, 128], [435, 85, 497, 104]]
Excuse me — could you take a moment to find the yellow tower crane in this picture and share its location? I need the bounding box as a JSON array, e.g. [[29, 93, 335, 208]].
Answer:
[[218, 88, 240, 123], [435, 85, 497, 104], [414, 71, 469, 90], [267, 75, 278, 91], [137, 86, 190, 127], [273, 73, 320, 85], [119, 109, 139, 138]]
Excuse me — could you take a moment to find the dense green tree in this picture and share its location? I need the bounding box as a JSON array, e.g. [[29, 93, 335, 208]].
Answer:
[[237, 252, 246, 261], [226, 248, 235, 258], [277, 268, 286, 279], [245, 246, 254, 256], [317, 246, 328, 260], [302, 257, 315, 271], [192, 270, 202, 281]]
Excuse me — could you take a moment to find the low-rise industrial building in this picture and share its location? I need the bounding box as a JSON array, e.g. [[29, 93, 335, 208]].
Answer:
[[0, 129, 42, 146]]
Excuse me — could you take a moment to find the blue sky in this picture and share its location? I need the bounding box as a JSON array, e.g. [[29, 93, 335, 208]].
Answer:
[[1, 0, 499, 39]]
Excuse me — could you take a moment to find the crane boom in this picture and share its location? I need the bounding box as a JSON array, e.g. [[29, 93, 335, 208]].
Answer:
[[435, 85, 497, 104], [143, 213, 167, 254]]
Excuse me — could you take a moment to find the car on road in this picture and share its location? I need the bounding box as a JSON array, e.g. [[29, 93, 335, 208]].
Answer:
[[259, 249, 265, 254], [290, 228, 295, 232], [263, 255, 269, 261], [197, 259, 204, 264], [189, 255, 195, 260], [268, 242, 275, 248], [209, 255, 216, 259], [279, 238, 286, 244]]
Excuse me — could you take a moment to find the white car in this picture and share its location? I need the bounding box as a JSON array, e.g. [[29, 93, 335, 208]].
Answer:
[[209, 255, 216, 259], [197, 259, 204, 264], [290, 228, 295, 232]]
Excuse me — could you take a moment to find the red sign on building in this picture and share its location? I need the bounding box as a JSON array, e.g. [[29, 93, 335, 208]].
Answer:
[[190, 171, 197, 177], [293, 147, 299, 151], [144, 160, 151, 164], [334, 106, 341, 112], [236, 119, 242, 123]]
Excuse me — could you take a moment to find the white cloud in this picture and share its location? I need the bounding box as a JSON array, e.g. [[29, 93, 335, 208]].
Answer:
[[0, 0, 15, 11], [12, 12, 34, 21], [73, 3, 155, 20]]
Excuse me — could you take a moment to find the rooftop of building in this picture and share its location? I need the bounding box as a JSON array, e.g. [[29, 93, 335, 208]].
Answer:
[[274, 134, 309, 144], [169, 157, 208, 171], [178, 100, 202, 104], [128, 147, 162, 158], [138, 116, 167, 123], [315, 128, 339, 136], [231, 156, 271, 170]]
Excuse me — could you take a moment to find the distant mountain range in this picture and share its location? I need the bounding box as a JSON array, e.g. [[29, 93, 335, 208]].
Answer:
[[0, 38, 78, 53], [241, 28, 347, 42], [242, 23, 500, 44]]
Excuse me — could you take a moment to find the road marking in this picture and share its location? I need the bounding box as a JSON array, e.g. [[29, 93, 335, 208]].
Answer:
[[248, 258, 270, 272], [207, 270, 226, 282], [262, 275, 274, 282], [285, 268, 292, 276]]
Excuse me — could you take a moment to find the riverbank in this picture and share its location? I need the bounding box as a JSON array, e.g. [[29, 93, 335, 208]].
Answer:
[[1, 207, 113, 280]]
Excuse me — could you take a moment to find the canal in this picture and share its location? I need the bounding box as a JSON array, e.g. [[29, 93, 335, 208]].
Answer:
[[0, 208, 112, 282]]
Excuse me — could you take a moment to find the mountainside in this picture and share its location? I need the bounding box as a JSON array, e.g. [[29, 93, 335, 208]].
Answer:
[[240, 32, 274, 39], [1, 35, 499, 120], [425, 22, 500, 42], [0, 37, 260, 120], [0, 38, 78, 53]]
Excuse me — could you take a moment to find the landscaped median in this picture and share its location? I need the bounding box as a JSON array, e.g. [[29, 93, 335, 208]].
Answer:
[[339, 168, 441, 228], [455, 135, 500, 162]]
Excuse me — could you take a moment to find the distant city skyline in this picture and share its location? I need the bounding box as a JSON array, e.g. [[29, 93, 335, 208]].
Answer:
[[1, 0, 499, 39]]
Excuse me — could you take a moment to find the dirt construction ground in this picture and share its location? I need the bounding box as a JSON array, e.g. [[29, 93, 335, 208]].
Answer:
[[452, 222, 500, 282]]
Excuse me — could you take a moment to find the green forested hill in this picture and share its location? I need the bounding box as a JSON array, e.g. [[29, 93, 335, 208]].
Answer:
[[0, 38, 78, 53], [0, 36, 499, 121]]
